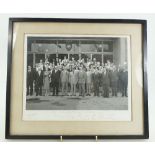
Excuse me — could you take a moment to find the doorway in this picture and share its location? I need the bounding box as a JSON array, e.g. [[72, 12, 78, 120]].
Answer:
[[81, 53, 91, 62], [92, 54, 102, 63], [48, 54, 56, 63], [58, 54, 68, 61], [35, 54, 45, 63], [69, 54, 79, 61], [27, 54, 33, 67], [103, 55, 113, 64]]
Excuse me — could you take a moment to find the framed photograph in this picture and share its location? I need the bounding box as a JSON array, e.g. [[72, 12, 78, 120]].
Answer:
[[6, 18, 149, 140]]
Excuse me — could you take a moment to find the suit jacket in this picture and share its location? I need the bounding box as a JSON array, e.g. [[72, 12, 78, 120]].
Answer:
[[35, 70, 44, 86], [110, 70, 118, 83], [78, 70, 87, 84], [92, 72, 100, 85], [69, 71, 76, 84], [61, 70, 69, 83], [86, 71, 92, 84], [51, 70, 61, 83], [102, 71, 110, 86], [27, 71, 34, 85], [74, 69, 79, 84], [120, 71, 128, 84]]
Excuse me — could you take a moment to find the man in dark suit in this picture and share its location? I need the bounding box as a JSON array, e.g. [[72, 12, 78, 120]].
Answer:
[[101, 67, 110, 97], [117, 65, 122, 93], [35, 67, 44, 96], [27, 66, 34, 96], [92, 68, 100, 96], [51, 66, 61, 96], [120, 67, 128, 97], [110, 66, 118, 97]]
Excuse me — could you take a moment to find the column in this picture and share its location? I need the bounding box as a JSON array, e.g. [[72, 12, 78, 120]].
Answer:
[[102, 54, 104, 65], [56, 40, 58, 59], [33, 53, 35, 68], [79, 40, 81, 60], [120, 38, 127, 65]]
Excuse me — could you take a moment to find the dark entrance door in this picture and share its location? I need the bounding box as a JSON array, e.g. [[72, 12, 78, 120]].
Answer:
[[103, 55, 113, 64], [70, 54, 79, 61], [27, 54, 33, 67], [35, 54, 45, 63], [49, 54, 56, 63], [81, 53, 91, 62], [92, 54, 102, 63], [58, 54, 68, 61]]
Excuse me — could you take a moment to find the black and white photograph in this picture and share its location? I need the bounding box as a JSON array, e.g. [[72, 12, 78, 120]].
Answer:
[[23, 34, 131, 121]]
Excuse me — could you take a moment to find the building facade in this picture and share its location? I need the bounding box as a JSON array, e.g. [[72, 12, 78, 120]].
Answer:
[[27, 37, 128, 67]]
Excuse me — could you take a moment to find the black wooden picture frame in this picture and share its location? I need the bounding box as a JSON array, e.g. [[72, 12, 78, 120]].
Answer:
[[5, 18, 149, 140]]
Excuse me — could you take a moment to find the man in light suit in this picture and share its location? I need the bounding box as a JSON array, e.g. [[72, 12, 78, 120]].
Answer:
[[60, 66, 69, 96], [78, 67, 87, 97], [69, 67, 77, 96], [74, 66, 79, 79], [86, 67, 92, 96], [74, 66, 79, 93]]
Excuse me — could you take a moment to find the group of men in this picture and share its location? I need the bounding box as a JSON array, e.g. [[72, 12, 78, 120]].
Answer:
[[27, 56, 128, 97]]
